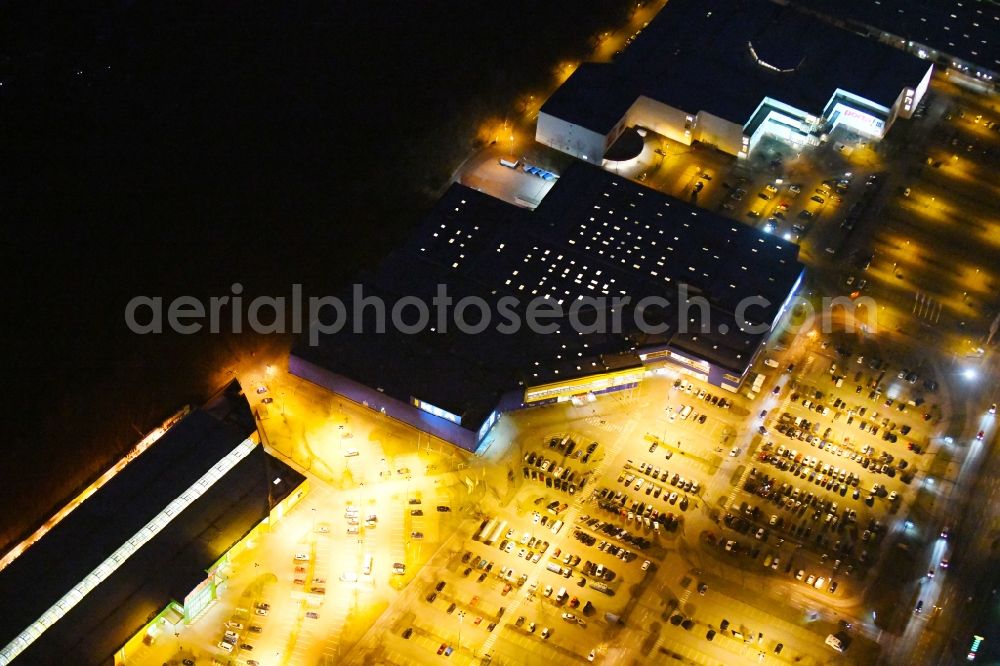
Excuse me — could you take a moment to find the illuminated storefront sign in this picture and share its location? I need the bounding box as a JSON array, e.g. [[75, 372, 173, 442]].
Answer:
[[411, 398, 461, 425], [668, 351, 710, 373], [830, 103, 885, 135], [641, 349, 713, 381], [968, 634, 984, 661], [524, 367, 645, 404], [640, 349, 710, 373]]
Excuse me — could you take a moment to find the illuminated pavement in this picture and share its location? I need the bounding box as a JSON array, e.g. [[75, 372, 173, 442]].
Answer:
[[123, 46, 1000, 666], [329, 352, 912, 666]]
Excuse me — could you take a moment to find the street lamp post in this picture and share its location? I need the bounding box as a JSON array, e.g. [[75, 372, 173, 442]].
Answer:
[[457, 610, 465, 654]]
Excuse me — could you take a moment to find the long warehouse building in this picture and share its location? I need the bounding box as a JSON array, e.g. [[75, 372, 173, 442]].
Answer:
[[0, 381, 306, 666]]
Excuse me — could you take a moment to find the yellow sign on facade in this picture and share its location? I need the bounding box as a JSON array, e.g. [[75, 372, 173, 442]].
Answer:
[[524, 367, 645, 404]]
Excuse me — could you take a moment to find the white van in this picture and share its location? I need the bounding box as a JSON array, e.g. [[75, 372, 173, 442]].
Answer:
[[550, 520, 564, 534], [362, 554, 373, 576], [764, 358, 779, 368], [499, 158, 519, 168], [339, 571, 359, 583], [679, 405, 693, 420]]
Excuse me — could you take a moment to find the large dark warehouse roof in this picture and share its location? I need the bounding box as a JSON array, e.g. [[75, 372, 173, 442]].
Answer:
[[793, 0, 1000, 72], [541, 0, 931, 133], [297, 162, 803, 430], [0, 381, 304, 666]]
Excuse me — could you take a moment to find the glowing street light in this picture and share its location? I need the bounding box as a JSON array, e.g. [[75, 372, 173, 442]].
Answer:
[[963, 368, 978, 381]]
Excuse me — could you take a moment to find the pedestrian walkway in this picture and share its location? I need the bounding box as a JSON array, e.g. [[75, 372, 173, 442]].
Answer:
[[585, 415, 626, 433], [912, 291, 943, 323]]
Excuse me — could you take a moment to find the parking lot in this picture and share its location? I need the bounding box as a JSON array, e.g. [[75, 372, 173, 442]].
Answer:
[[130, 66, 1000, 666], [293, 73, 996, 666], [294, 65, 1000, 666], [712, 341, 943, 599], [342, 346, 891, 665]]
